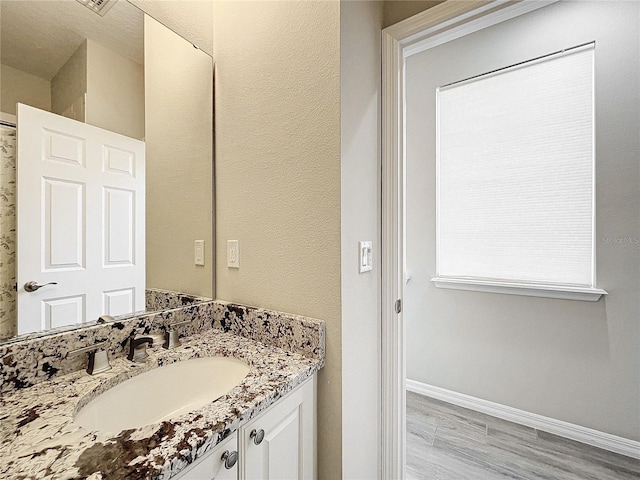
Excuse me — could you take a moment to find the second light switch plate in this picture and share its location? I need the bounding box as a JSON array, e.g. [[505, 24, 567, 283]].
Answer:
[[194, 240, 205, 266], [227, 240, 240, 268]]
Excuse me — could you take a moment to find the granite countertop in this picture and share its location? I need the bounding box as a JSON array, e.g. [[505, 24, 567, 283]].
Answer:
[[0, 328, 321, 480]]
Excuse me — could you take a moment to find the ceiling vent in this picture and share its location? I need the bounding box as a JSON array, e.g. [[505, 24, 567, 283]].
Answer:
[[75, 0, 118, 16]]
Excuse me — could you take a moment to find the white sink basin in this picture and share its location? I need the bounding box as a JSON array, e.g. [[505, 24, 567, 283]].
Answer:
[[74, 356, 250, 432]]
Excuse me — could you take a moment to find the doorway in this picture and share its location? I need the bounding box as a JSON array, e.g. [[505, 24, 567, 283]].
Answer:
[[381, 1, 640, 477]]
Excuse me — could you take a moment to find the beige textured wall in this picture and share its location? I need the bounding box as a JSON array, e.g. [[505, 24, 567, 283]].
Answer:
[[212, 1, 342, 478], [86, 40, 144, 140], [383, 0, 444, 28], [144, 15, 213, 298], [0, 64, 51, 116], [51, 41, 87, 121], [128, 0, 213, 56]]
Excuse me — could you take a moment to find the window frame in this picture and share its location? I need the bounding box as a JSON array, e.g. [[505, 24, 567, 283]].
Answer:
[[431, 43, 607, 302]]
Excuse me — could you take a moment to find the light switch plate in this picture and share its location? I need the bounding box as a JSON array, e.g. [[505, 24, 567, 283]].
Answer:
[[227, 240, 240, 268], [359, 241, 373, 273], [194, 240, 205, 266]]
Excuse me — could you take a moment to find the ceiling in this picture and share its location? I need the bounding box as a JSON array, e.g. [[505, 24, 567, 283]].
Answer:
[[1, 0, 143, 81]]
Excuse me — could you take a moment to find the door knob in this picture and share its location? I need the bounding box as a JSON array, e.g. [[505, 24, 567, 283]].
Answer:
[[24, 281, 57, 292]]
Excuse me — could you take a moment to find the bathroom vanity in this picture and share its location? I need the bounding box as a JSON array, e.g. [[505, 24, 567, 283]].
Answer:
[[0, 300, 324, 479], [175, 376, 315, 480]]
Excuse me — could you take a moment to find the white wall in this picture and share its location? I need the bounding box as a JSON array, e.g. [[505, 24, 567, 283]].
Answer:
[[340, 1, 383, 478], [144, 15, 213, 298], [0, 64, 51, 116], [212, 2, 342, 477], [404, 1, 640, 441]]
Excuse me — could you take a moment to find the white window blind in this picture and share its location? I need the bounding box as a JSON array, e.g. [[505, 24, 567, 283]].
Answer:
[[434, 44, 605, 300]]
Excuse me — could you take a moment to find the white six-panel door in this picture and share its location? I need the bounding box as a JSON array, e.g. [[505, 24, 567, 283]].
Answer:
[[16, 103, 145, 335]]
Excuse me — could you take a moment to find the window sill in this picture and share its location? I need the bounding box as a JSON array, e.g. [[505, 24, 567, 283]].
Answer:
[[431, 277, 607, 301]]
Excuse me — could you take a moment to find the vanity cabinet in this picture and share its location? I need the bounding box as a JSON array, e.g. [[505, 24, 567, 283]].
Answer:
[[174, 375, 316, 480]]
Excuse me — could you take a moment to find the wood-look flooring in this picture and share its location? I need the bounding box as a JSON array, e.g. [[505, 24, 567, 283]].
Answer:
[[406, 391, 640, 480]]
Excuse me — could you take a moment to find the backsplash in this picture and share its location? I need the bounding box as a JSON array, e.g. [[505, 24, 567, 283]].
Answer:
[[217, 302, 325, 361], [145, 287, 211, 311], [0, 300, 325, 394]]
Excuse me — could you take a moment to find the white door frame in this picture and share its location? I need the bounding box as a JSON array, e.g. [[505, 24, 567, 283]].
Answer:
[[380, 1, 557, 477]]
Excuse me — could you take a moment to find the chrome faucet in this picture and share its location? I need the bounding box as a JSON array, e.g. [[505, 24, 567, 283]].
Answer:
[[127, 333, 153, 362], [68, 341, 111, 375]]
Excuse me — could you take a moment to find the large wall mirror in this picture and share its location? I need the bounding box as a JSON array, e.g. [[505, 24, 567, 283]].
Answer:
[[0, 0, 214, 342]]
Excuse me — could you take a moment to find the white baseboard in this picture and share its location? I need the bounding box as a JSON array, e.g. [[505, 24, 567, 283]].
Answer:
[[406, 379, 640, 460]]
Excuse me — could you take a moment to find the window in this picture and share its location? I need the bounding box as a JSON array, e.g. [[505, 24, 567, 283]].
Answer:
[[432, 43, 606, 301]]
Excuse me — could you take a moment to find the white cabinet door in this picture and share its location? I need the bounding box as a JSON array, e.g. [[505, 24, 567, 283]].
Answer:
[[173, 375, 316, 480], [174, 432, 238, 480], [16, 103, 145, 334], [241, 377, 316, 480]]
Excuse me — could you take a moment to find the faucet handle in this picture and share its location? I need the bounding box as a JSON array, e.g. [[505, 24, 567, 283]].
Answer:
[[163, 320, 190, 349], [87, 349, 111, 375], [164, 329, 181, 349], [96, 315, 114, 324], [68, 341, 111, 375]]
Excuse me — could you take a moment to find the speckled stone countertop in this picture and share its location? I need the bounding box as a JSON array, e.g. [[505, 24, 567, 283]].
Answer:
[[0, 327, 321, 479]]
